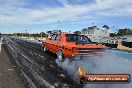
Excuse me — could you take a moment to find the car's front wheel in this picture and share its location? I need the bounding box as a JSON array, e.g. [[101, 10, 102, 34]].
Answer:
[[43, 46, 47, 52], [57, 50, 64, 61]]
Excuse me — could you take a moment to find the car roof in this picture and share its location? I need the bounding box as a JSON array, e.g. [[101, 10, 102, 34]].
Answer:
[[55, 33, 79, 35]]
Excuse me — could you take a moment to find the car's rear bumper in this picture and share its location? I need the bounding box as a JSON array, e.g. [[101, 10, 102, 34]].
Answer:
[[71, 52, 105, 59], [73, 52, 105, 55]]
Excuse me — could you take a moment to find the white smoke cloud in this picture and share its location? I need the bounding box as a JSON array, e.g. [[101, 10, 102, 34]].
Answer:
[[55, 49, 132, 88]]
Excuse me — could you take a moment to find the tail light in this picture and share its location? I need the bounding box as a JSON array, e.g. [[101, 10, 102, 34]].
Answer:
[[72, 47, 78, 52]]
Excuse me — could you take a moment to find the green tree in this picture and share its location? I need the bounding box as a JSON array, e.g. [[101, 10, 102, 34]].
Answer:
[[117, 28, 132, 36], [46, 31, 52, 34], [103, 25, 109, 29], [74, 31, 81, 34], [110, 33, 117, 37]]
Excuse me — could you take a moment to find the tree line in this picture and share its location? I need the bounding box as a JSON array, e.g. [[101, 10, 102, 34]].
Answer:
[[14, 27, 132, 38], [15, 32, 47, 37], [110, 28, 132, 37]]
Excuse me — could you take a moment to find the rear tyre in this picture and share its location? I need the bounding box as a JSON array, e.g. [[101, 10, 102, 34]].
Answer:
[[57, 50, 64, 61]]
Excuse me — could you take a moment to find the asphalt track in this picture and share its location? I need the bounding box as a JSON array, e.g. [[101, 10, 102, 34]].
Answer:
[[2, 36, 132, 88], [3, 36, 82, 88]]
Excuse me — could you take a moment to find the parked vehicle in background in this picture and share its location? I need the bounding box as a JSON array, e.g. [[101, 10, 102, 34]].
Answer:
[[42, 33, 106, 61]]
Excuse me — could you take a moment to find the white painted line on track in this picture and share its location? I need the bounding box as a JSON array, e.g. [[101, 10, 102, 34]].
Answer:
[[0, 40, 2, 52], [0, 37, 3, 53]]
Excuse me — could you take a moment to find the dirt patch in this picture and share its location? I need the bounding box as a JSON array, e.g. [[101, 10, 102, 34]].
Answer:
[[0, 44, 29, 88]]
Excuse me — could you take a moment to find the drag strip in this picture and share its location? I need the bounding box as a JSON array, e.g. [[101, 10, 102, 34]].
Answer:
[[3, 36, 132, 88], [3, 36, 82, 88]]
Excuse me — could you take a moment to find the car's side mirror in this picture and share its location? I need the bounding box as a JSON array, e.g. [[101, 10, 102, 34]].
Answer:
[[48, 37, 52, 40]]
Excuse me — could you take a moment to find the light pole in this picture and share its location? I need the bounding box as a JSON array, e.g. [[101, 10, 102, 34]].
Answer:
[[29, 29, 32, 38], [41, 32, 43, 38], [22, 33, 23, 37], [25, 30, 28, 38], [25, 29, 31, 38]]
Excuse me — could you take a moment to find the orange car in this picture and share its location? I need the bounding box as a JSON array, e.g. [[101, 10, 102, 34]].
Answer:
[[42, 33, 106, 60]]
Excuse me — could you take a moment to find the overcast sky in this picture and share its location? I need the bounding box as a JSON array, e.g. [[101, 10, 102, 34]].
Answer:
[[0, 0, 132, 34]]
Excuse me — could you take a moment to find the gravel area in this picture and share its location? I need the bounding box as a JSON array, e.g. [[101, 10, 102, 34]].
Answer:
[[0, 43, 26, 88]]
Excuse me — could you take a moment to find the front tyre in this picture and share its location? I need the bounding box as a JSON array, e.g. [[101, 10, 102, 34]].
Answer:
[[57, 50, 64, 61], [43, 46, 47, 52]]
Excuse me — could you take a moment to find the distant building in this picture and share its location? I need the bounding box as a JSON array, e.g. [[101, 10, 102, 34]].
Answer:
[[81, 26, 109, 43], [123, 35, 132, 42], [109, 35, 132, 44]]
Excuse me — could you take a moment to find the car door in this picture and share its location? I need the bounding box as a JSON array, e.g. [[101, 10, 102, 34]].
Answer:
[[48, 34, 57, 52], [53, 34, 61, 53]]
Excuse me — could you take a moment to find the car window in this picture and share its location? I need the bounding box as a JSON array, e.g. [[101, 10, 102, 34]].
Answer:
[[66, 34, 77, 42], [66, 34, 92, 44], [55, 34, 60, 41], [51, 34, 57, 40], [77, 36, 92, 44]]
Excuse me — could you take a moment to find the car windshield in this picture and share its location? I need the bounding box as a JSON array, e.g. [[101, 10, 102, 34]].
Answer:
[[66, 34, 92, 44]]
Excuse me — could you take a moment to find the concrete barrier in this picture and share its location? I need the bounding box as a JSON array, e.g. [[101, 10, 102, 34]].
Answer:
[[122, 41, 132, 48], [103, 43, 118, 48]]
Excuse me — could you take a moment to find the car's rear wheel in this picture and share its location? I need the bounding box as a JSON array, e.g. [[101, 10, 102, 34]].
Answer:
[[57, 50, 64, 61]]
